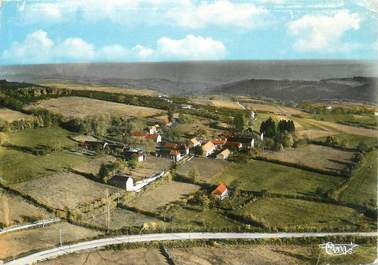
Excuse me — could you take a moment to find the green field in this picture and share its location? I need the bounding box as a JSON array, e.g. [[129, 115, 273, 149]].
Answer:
[[317, 134, 378, 149], [237, 197, 374, 231], [5, 127, 77, 149], [338, 151, 377, 208], [212, 160, 344, 198], [167, 206, 244, 230], [309, 113, 377, 129], [0, 127, 90, 184]]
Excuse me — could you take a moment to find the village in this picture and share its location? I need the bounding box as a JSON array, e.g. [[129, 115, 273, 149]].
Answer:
[[0, 80, 377, 264]]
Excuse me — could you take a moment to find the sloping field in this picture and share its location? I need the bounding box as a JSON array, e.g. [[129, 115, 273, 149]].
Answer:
[[0, 222, 101, 260], [176, 158, 229, 182], [0, 108, 32, 123], [300, 118, 378, 137], [238, 198, 373, 230], [25, 96, 164, 119], [243, 103, 303, 115], [264, 144, 354, 173], [0, 148, 91, 184], [13, 172, 120, 210], [338, 151, 377, 208], [81, 207, 159, 230], [73, 155, 116, 177], [0, 188, 52, 226], [296, 129, 339, 139], [212, 160, 344, 198], [191, 98, 244, 110], [125, 156, 171, 179], [129, 181, 200, 213], [40, 248, 168, 265], [40, 81, 159, 96]]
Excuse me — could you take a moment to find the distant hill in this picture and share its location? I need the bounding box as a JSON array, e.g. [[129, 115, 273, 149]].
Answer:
[[208, 77, 378, 103], [1, 61, 377, 103]]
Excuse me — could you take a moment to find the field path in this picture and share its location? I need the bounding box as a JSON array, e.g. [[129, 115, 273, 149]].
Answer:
[[4, 232, 377, 265]]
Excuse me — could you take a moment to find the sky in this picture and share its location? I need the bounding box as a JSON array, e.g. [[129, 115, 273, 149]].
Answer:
[[0, 0, 377, 65]]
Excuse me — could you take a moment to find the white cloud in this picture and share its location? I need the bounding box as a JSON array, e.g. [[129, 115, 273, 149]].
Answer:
[[288, 10, 361, 52], [54, 38, 96, 59], [133, 45, 154, 59], [2, 30, 95, 63], [2, 31, 226, 63], [19, 0, 269, 29], [166, 0, 269, 28], [98, 45, 130, 61], [2, 30, 54, 63], [157, 35, 226, 60]]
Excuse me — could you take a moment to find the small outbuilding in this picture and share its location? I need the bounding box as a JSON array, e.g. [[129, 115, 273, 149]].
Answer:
[[216, 149, 231, 160]]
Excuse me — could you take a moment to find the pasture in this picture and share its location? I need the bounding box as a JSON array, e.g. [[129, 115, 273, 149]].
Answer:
[[25, 96, 164, 119], [191, 97, 244, 110], [81, 207, 159, 230], [40, 81, 159, 96], [0, 148, 91, 184], [73, 155, 116, 177], [5, 126, 77, 149], [0, 188, 52, 226], [0, 108, 32, 123], [125, 156, 171, 180], [13, 172, 120, 210], [0, 222, 101, 260], [176, 157, 229, 182], [168, 206, 243, 230], [128, 181, 200, 213], [237, 198, 374, 230], [263, 144, 354, 173], [338, 151, 377, 208], [212, 159, 344, 198]]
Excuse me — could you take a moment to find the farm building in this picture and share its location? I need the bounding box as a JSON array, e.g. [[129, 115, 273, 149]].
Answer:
[[202, 141, 216, 157], [211, 183, 229, 200], [225, 141, 243, 150], [131, 131, 162, 143], [123, 149, 146, 162], [216, 149, 231, 160], [190, 137, 201, 147], [157, 143, 189, 161], [212, 138, 227, 149], [170, 150, 182, 162], [109, 171, 165, 192], [147, 124, 160, 134], [108, 175, 134, 191], [228, 136, 255, 149]]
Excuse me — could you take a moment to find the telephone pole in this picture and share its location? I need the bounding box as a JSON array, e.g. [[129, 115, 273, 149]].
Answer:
[[105, 189, 111, 232], [59, 228, 62, 247]]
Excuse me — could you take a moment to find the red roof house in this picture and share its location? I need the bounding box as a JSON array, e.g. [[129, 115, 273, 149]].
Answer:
[[211, 183, 229, 200]]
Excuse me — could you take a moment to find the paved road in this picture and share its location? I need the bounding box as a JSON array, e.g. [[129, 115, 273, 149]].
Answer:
[[0, 218, 60, 235], [4, 231, 377, 265]]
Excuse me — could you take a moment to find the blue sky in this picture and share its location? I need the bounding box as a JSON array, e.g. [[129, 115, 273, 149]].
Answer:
[[0, 0, 377, 64]]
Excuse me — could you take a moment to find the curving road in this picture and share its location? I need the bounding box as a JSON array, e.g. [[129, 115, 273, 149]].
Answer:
[[4, 231, 377, 265], [0, 218, 60, 236]]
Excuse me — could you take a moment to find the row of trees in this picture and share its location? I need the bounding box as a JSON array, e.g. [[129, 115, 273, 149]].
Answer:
[[260, 117, 295, 138], [260, 117, 296, 150]]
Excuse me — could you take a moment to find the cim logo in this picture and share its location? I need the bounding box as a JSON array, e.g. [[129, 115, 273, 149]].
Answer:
[[319, 242, 358, 256]]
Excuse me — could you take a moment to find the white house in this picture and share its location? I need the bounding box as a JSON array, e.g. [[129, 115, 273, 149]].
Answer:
[[202, 141, 216, 157]]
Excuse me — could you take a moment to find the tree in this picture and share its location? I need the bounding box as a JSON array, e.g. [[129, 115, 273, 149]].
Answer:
[[168, 109, 174, 123], [260, 117, 276, 138], [189, 167, 199, 183], [233, 113, 246, 132], [193, 145, 203, 156], [98, 160, 126, 183]]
